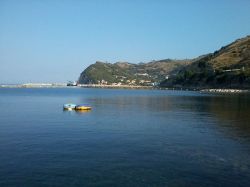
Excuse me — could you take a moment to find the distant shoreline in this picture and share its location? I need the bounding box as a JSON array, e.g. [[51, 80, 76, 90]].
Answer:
[[0, 83, 67, 88], [200, 88, 249, 93], [1, 83, 249, 93], [0, 83, 153, 89], [77, 84, 153, 89]]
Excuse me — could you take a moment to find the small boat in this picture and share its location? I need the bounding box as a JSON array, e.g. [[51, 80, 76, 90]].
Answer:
[[75, 105, 92, 111], [63, 103, 77, 110]]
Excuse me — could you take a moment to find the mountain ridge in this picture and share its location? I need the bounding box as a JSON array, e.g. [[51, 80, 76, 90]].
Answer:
[[161, 35, 250, 88], [78, 59, 191, 86], [78, 35, 250, 88]]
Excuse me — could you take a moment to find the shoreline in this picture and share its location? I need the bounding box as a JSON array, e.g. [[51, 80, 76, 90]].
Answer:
[[0, 83, 154, 89], [77, 84, 153, 89], [0, 83, 67, 88], [200, 88, 249, 93], [1, 83, 249, 93]]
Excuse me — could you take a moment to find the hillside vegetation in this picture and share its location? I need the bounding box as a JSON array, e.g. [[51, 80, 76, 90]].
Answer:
[[160, 36, 250, 89], [78, 60, 191, 86], [79, 35, 250, 88]]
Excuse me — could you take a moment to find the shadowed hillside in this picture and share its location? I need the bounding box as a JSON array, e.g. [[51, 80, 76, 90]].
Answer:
[[160, 35, 250, 89]]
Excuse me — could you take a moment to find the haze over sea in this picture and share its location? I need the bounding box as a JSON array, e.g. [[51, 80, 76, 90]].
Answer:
[[0, 88, 250, 186]]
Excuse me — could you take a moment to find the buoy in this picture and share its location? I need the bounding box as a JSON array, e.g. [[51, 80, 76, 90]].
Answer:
[[75, 105, 92, 111], [63, 103, 77, 110]]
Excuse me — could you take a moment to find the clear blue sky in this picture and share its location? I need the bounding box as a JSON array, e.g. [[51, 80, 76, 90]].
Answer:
[[1, 0, 250, 83]]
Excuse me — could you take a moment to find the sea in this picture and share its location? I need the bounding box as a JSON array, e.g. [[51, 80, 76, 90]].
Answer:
[[0, 88, 250, 187]]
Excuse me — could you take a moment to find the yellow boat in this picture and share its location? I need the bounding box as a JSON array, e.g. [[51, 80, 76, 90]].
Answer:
[[75, 105, 92, 111]]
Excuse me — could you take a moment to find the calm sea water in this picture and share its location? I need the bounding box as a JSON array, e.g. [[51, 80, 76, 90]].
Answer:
[[0, 88, 250, 187]]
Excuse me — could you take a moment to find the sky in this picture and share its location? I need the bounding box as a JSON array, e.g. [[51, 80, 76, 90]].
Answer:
[[1, 0, 250, 84]]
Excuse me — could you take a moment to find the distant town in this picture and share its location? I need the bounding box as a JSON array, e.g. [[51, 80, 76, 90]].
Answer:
[[0, 81, 153, 89]]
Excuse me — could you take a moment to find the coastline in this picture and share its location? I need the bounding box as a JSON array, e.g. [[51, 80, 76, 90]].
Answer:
[[1, 83, 249, 93], [200, 88, 249, 93], [77, 84, 153, 89], [0, 83, 153, 89], [0, 83, 67, 88]]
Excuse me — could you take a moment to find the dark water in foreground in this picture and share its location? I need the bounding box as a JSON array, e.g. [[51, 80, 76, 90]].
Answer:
[[0, 88, 250, 187]]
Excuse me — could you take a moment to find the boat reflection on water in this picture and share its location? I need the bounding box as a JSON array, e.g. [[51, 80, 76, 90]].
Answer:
[[63, 107, 92, 115], [75, 110, 91, 114]]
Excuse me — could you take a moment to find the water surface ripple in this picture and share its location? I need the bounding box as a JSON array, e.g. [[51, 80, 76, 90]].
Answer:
[[0, 88, 250, 186]]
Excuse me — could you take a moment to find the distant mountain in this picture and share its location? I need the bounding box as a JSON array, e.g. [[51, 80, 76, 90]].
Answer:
[[160, 35, 250, 89], [78, 59, 191, 86]]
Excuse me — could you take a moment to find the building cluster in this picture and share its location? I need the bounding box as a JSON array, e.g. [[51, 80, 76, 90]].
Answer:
[[97, 77, 155, 86]]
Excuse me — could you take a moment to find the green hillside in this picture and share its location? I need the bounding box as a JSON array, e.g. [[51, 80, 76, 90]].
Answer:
[[78, 35, 250, 88], [78, 60, 191, 86], [160, 36, 250, 89]]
